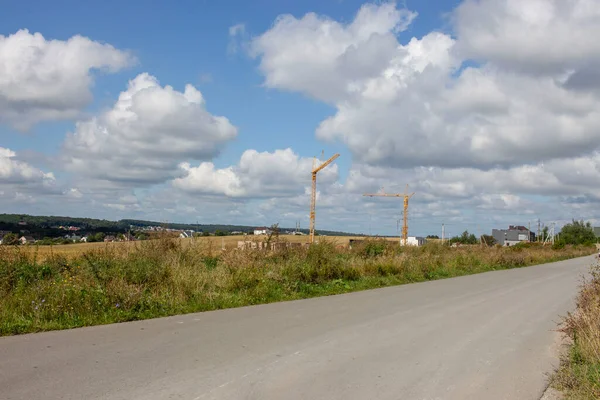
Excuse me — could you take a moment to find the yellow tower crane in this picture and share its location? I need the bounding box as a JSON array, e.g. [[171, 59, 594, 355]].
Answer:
[[309, 153, 340, 244], [363, 184, 415, 246]]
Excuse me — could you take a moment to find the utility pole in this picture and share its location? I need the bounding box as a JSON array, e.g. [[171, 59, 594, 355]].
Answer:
[[528, 221, 531, 242], [363, 185, 415, 246], [309, 152, 340, 244], [442, 223, 445, 244], [537, 219, 541, 242]]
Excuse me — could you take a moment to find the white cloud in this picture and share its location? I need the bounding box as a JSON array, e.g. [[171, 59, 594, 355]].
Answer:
[[454, 0, 600, 75], [173, 148, 339, 198], [0, 146, 55, 185], [229, 23, 246, 37], [228, 23, 248, 54], [251, 1, 600, 170], [251, 2, 418, 103], [0, 29, 134, 130], [64, 188, 83, 199], [62, 73, 237, 185]]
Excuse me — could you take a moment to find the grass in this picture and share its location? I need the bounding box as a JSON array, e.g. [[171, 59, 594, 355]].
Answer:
[[552, 260, 600, 399], [20, 235, 396, 261], [0, 237, 594, 336]]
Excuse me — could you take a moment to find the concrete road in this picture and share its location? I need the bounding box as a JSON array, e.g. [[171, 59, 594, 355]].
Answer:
[[1, 256, 595, 400]]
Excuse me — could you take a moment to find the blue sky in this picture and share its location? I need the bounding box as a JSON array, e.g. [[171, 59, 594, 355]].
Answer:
[[0, 0, 458, 162], [1, 0, 600, 236]]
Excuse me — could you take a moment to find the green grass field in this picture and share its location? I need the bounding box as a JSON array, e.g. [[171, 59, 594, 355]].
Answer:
[[0, 237, 594, 336]]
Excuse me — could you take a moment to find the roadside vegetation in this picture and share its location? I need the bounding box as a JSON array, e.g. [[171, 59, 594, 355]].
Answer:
[[552, 262, 600, 399], [0, 237, 594, 336]]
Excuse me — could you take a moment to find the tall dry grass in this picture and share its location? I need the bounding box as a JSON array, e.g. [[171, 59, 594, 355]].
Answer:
[[553, 262, 600, 399], [0, 237, 594, 336]]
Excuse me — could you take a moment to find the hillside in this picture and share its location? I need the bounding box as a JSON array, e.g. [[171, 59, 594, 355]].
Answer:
[[0, 214, 359, 238]]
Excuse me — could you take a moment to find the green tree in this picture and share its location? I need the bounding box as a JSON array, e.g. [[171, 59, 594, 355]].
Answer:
[[2, 233, 18, 245], [87, 232, 105, 243], [480, 234, 496, 246], [135, 232, 149, 240], [450, 230, 478, 245], [37, 237, 54, 246], [559, 220, 596, 245], [426, 235, 440, 239]]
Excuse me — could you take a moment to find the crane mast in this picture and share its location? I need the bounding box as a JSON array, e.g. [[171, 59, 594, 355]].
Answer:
[[363, 184, 415, 246], [309, 153, 340, 244]]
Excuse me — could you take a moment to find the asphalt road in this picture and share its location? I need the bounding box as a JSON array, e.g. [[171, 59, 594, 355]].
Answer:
[[1, 256, 595, 400]]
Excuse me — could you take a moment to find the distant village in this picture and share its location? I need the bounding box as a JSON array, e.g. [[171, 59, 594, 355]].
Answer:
[[0, 223, 306, 246]]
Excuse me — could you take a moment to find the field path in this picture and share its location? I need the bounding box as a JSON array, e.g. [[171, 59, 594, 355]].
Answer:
[[0, 256, 594, 400]]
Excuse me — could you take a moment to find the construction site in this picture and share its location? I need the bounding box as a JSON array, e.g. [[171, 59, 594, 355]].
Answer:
[[234, 152, 421, 251], [234, 151, 569, 251]]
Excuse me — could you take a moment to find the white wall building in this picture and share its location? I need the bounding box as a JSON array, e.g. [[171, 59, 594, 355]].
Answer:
[[402, 236, 426, 246], [253, 227, 270, 235]]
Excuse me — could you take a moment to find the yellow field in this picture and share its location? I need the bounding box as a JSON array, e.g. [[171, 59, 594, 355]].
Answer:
[[22, 235, 401, 260]]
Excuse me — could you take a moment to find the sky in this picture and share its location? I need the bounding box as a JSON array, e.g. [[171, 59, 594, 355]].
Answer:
[[1, 0, 600, 238]]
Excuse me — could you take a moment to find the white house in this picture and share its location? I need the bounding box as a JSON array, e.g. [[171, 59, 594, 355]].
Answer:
[[402, 236, 426, 246], [19, 236, 35, 245], [253, 227, 271, 235]]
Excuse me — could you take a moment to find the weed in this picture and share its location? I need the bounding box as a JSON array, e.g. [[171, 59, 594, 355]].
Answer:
[[552, 263, 600, 398], [0, 239, 594, 336]]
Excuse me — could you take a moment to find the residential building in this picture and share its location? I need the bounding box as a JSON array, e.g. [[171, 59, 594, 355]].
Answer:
[[179, 230, 195, 239], [492, 226, 536, 246], [19, 236, 35, 245], [403, 236, 426, 246], [253, 227, 271, 235]]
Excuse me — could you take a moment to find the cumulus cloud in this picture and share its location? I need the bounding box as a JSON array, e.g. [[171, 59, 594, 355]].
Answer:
[[0, 29, 134, 130], [173, 148, 339, 198], [454, 0, 600, 75], [346, 152, 600, 201], [62, 73, 237, 185], [251, 1, 600, 170], [0, 146, 55, 185], [251, 2, 418, 103], [0, 146, 83, 207]]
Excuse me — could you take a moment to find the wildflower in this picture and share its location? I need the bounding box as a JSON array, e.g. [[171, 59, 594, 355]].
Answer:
[[31, 301, 35, 304], [41, 299, 45, 303], [115, 303, 120, 308], [35, 306, 38, 310]]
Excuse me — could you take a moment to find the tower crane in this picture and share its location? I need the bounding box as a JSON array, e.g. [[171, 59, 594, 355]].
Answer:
[[363, 184, 415, 246], [309, 152, 340, 244]]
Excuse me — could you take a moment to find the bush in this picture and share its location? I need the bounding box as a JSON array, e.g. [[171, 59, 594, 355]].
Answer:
[[559, 220, 597, 246], [353, 239, 391, 258]]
